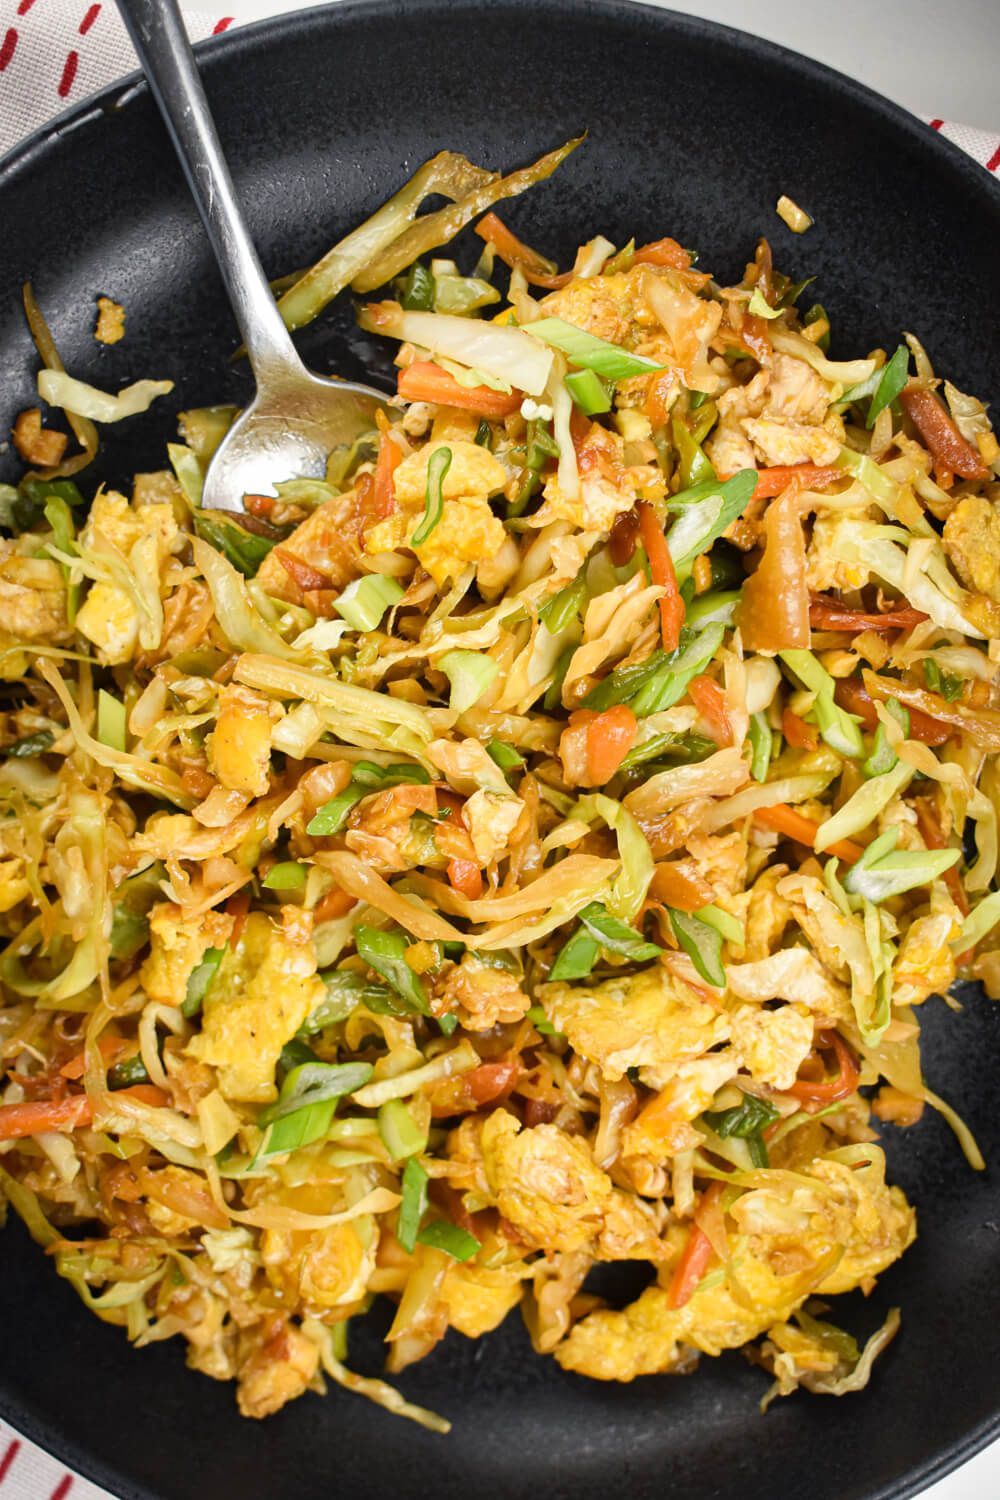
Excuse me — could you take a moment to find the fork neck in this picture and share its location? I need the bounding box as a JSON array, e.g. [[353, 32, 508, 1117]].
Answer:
[[116, 0, 306, 390]]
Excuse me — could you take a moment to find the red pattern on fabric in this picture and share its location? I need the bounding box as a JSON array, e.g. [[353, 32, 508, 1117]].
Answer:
[[57, 48, 78, 96], [0, 1441, 22, 1484], [212, 16, 233, 32], [15, 0, 36, 14], [987, 142, 1000, 172], [929, 117, 944, 130], [0, 28, 17, 70], [79, 4, 101, 35], [47, 1479, 73, 1500]]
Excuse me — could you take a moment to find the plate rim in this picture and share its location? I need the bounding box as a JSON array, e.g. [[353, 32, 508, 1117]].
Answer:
[[1, 3, 998, 1497]]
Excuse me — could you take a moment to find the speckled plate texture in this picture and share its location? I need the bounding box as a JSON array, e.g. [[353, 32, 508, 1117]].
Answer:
[[0, 4, 998, 1498]]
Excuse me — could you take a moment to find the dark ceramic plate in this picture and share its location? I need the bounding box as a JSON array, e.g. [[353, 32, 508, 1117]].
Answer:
[[1, 3, 999, 1497]]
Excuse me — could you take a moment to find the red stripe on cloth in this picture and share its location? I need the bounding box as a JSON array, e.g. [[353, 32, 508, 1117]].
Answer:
[[79, 3, 101, 35], [987, 142, 1000, 172], [57, 48, 78, 97], [48, 1478, 73, 1500], [212, 16, 233, 32], [15, 0, 35, 14], [929, 118, 944, 131], [0, 1439, 22, 1483], [0, 27, 17, 70]]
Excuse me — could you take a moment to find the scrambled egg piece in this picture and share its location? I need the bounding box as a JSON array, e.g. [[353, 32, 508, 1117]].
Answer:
[[75, 489, 179, 663], [536, 422, 642, 532], [708, 354, 844, 473], [481, 1111, 664, 1260], [462, 788, 523, 865], [539, 265, 653, 344], [95, 296, 126, 345], [557, 1153, 914, 1380], [541, 965, 728, 1088], [942, 496, 1000, 603], [186, 911, 324, 1102], [806, 511, 874, 593], [236, 1318, 320, 1420], [439, 953, 530, 1030], [141, 902, 233, 1007], [263, 1213, 376, 1314], [728, 1002, 814, 1091], [365, 439, 508, 585], [256, 491, 361, 600], [439, 1259, 526, 1338], [0, 546, 69, 643], [893, 906, 960, 1007], [209, 685, 275, 797]]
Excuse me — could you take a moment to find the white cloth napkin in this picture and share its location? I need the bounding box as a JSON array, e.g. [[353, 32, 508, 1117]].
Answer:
[[0, 2, 998, 1498]]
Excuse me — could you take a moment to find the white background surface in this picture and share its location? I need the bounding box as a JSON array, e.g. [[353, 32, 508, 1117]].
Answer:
[[215, 3, 1000, 1498]]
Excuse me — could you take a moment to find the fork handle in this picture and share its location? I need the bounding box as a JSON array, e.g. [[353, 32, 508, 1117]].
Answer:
[[116, 0, 305, 388]]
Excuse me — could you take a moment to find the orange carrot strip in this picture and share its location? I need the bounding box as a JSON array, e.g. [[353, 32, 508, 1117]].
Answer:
[[632, 237, 691, 269], [688, 674, 732, 747], [636, 501, 684, 651], [781, 708, 819, 751], [668, 1182, 725, 1308], [585, 705, 638, 784], [474, 212, 571, 290], [397, 361, 521, 418], [447, 858, 484, 901], [752, 803, 864, 864], [786, 1031, 859, 1106]]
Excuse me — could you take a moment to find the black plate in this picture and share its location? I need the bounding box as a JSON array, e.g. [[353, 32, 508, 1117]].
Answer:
[[1, 4, 999, 1497]]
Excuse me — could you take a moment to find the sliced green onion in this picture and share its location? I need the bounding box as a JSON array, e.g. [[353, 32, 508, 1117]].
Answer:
[[862, 724, 897, 778], [684, 589, 739, 631], [671, 415, 716, 489], [182, 946, 225, 1018], [487, 739, 525, 773], [417, 1219, 481, 1261], [301, 970, 399, 1033], [334, 573, 405, 633], [548, 925, 601, 982], [400, 261, 435, 311], [378, 1099, 428, 1161], [779, 650, 863, 758], [620, 733, 679, 771], [577, 901, 662, 961], [5, 729, 55, 758], [412, 446, 452, 546], [703, 1093, 779, 1139], [526, 1003, 562, 1038], [539, 574, 587, 633], [692, 904, 744, 946], [628, 623, 726, 717], [952, 890, 1000, 953], [474, 418, 492, 448], [307, 785, 366, 836], [256, 1061, 373, 1161], [526, 316, 666, 381], [397, 1157, 428, 1253], [543, 646, 575, 712], [748, 712, 773, 782], [194, 511, 277, 578], [356, 926, 430, 1015], [668, 909, 726, 988], [803, 303, 831, 352], [814, 758, 912, 852], [438, 649, 498, 713], [352, 761, 430, 788], [263, 861, 308, 891], [666, 471, 757, 580], [107, 1053, 151, 1090], [747, 288, 782, 320], [923, 658, 963, 702], [843, 831, 961, 904], [564, 369, 612, 415], [97, 690, 127, 752], [866, 345, 909, 428]]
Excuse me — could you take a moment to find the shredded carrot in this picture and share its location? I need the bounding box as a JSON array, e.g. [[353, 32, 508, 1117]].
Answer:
[[781, 708, 819, 751], [632, 237, 691, 270], [372, 431, 403, 520], [786, 1030, 859, 1106], [275, 549, 330, 593], [447, 857, 484, 901], [668, 1182, 724, 1308], [899, 387, 989, 481], [397, 361, 522, 417], [745, 464, 842, 500], [687, 674, 731, 746], [753, 803, 864, 864], [914, 798, 969, 919], [59, 1035, 127, 1080], [585, 704, 638, 783], [636, 501, 684, 650], [834, 677, 952, 747], [474, 212, 571, 289], [226, 889, 251, 948], [0, 1084, 168, 1142], [809, 593, 927, 633], [648, 860, 715, 913], [313, 888, 358, 924]]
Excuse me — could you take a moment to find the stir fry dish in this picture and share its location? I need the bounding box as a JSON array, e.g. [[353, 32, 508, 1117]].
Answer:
[[2, 138, 998, 1430]]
